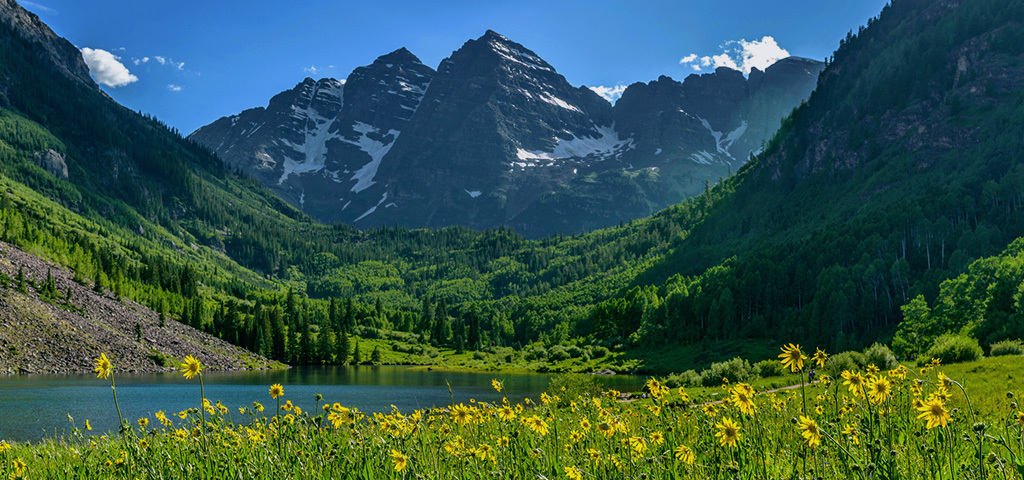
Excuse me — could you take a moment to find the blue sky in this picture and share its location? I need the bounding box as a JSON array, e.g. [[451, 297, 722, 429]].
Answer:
[[19, 0, 890, 134]]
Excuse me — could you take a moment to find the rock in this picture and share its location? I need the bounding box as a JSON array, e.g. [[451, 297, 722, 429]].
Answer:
[[591, 368, 616, 375], [33, 149, 68, 179]]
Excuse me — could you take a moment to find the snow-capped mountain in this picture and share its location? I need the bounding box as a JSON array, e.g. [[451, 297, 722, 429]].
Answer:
[[191, 31, 822, 235]]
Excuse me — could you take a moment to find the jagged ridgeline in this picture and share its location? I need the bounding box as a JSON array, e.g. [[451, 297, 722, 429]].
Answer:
[[190, 31, 822, 236], [0, 0, 1022, 373]]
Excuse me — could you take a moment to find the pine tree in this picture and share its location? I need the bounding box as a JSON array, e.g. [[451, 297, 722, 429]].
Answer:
[[318, 324, 335, 364], [287, 316, 300, 364], [467, 309, 481, 351], [352, 342, 362, 365], [336, 328, 350, 365], [299, 310, 312, 364], [271, 306, 286, 361], [370, 346, 382, 364]]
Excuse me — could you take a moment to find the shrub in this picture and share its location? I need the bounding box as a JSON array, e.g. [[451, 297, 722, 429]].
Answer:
[[989, 339, 1024, 356], [700, 357, 753, 387], [753, 359, 784, 378], [472, 351, 487, 361], [565, 345, 584, 358], [524, 344, 547, 361], [548, 345, 571, 361], [663, 370, 701, 388], [863, 343, 898, 370], [823, 351, 866, 377], [920, 333, 983, 365], [586, 345, 609, 358]]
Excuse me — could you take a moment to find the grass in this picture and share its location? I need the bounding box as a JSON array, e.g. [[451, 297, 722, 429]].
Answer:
[[4, 348, 1024, 479]]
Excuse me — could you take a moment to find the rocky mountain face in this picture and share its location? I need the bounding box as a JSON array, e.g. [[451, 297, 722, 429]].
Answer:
[[0, 0, 93, 89], [192, 30, 822, 235]]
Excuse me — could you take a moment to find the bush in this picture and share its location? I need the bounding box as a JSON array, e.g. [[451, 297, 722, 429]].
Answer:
[[524, 344, 547, 361], [863, 343, 898, 370], [823, 351, 866, 377], [472, 351, 487, 361], [662, 370, 701, 388], [920, 333, 983, 365], [586, 345, 609, 358], [548, 345, 571, 362], [700, 357, 753, 387], [989, 339, 1024, 356], [565, 345, 584, 358], [753, 359, 784, 378]]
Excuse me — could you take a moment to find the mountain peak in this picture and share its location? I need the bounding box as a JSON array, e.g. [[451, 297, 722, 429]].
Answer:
[[0, 0, 94, 87], [375, 47, 424, 66]]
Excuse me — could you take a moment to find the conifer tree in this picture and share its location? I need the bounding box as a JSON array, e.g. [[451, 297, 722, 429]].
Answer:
[[336, 328, 350, 365]]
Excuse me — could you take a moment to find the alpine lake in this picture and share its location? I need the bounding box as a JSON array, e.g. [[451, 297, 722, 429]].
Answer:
[[0, 366, 644, 442]]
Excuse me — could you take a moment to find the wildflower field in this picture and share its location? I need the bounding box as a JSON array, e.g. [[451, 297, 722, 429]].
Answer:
[[3, 346, 1024, 479]]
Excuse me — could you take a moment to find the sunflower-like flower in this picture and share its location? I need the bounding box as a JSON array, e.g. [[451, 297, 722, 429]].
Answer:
[[390, 449, 409, 473], [491, 379, 502, 393], [729, 383, 757, 416], [269, 384, 284, 399], [917, 397, 951, 429], [525, 415, 549, 436], [715, 417, 741, 447], [867, 376, 892, 404], [841, 371, 865, 398], [180, 355, 203, 380], [797, 415, 822, 449], [812, 348, 828, 368], [498, 405, 516, 422], [450, 403, 473, 426], [674, 445, 695, 465], [778, 343, 807, 373], [93, 353, 113, 379], [564, 466, 583, 480]]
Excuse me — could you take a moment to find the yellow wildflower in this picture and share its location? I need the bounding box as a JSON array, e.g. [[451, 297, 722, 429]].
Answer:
[[93, 353, 112, 379], [778, 343, 806, 373]]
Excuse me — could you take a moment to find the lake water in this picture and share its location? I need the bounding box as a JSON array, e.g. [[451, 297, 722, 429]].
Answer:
[[0, 366, 645, 442]]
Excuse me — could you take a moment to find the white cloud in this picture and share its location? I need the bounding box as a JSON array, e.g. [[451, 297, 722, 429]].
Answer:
[[679, 53, 698, 64], [589, 84, 627, 104], [733, 36, 790, 73], [80, 47, 138, 87], [303, 64, 336, 76], [135, 55, 183, 70], [167, 84, 182, 92], [681, 36, 791, 75]]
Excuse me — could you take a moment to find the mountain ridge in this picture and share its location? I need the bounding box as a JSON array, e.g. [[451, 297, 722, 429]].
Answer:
[[191, 30, 822, 236]]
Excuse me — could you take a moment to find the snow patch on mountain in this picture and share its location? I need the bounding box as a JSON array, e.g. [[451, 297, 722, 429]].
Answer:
[[690, 150, 716, 165], [345, 122, 401, 193], [515, 125, 634, 166], [488, 37, 552, 72], [698, 117, 748, 159], [538, 92, 581, 112], [277, 109, 338, 184], [354, 192, 388, 222]]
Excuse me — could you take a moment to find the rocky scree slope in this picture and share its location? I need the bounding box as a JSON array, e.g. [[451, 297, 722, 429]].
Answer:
[[0, 241, 273, 374]]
